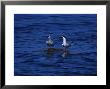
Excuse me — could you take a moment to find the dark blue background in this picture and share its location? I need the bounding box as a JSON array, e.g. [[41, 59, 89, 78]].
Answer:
[[14, 14, 97, 76]]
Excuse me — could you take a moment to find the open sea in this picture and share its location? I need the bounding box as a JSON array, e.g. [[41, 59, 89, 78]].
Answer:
[[14, 14, 97, 76]]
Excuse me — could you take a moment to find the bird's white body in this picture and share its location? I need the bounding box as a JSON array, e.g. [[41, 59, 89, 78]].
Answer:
[[62, 36, 69, 47], [46, 35, 53, 46]]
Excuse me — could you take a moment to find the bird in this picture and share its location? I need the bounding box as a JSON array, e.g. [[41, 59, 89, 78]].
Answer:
[[61, 36, 70, 52], [62, 36, 70, 47], [46, 34, 54, 47]]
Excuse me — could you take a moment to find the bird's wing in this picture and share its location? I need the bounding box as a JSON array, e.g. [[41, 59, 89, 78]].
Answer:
[[62, 37, 67, 45]]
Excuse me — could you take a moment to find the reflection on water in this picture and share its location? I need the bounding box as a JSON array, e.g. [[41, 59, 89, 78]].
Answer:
[[46, 49, 55, 58], [62, 51, 69, 58], [45, 48, 69, 58], [14, 14, 97, 76]]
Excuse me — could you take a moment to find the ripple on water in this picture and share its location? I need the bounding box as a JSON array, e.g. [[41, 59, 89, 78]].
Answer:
[[14, 14, 97, 76]]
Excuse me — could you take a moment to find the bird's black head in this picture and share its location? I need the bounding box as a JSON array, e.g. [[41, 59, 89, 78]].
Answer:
[[61, 35, 66, 38], [59, 35, 64, 39]]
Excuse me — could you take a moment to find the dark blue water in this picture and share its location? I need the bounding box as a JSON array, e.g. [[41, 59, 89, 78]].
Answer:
[[14, 14, 97, 76]]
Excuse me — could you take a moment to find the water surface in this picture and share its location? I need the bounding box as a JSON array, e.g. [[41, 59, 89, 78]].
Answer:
[[14, 14, 97, 76]]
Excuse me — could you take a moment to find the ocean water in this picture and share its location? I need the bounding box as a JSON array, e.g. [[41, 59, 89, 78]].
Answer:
[[14, 14, 97, 76]]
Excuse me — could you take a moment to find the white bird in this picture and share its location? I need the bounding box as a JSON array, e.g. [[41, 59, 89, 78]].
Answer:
[[46, 34, 54, 47], [62, 36, 69, 47]]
